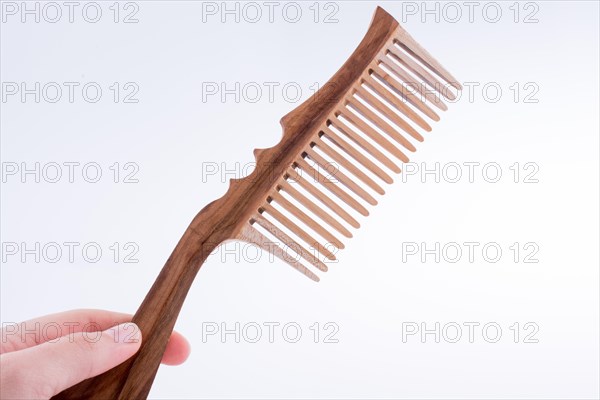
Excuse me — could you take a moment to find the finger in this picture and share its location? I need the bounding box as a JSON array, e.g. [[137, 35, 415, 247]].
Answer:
[[1, 309, 132, 354], [0, 322, 141, 399], [1, 309, 190, 364], [161, 330, 191, 365]]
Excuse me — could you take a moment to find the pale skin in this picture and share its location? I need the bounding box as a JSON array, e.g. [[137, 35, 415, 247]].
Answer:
[[0, 309, 191, 399]]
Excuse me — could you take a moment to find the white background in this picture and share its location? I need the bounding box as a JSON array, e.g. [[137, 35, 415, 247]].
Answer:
[[1, 1, 599, 399]]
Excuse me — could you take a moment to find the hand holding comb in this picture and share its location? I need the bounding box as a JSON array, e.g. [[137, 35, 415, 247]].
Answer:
[[54, 6, 461, 399]]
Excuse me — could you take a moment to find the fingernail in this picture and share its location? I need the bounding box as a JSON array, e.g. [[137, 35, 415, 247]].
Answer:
[[114, 322, 141, 345]]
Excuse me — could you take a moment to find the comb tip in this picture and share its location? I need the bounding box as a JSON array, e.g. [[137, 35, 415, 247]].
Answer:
[[374, 6, 391, 18], [302, 267, 321, 282]]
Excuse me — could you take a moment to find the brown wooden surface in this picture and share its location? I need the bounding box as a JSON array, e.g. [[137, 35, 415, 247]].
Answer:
[[53, 227, 218, 399], [52, 6, 460, 399]]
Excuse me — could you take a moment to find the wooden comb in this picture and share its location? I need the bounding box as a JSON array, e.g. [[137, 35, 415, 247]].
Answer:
[[54, 6, 461, 399]]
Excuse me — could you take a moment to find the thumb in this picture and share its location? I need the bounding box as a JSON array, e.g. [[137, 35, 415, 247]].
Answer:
[[0, 322, 141, 399]]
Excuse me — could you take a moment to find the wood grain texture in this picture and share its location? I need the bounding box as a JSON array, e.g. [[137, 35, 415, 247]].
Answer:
[[53, 226, 217, 399], [52, 6, 460, 399]]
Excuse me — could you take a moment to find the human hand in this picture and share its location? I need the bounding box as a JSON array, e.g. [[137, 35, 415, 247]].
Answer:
[[0, 309, 190, 399]]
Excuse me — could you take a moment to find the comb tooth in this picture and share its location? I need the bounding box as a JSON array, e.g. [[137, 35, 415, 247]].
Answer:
[[351, 89, 423, 145], [313, 138, 385, 195], [379, 58, 448, 111], [251, 213, 328, 272], [287, 167, 360, 229], [347, 97, 417, 152], [355, 85, 424, 143], [279, 179, 353, 238], [330, 118, 401, 174], [321, 126, 393, 184], [339, 108, 410, 162], [394, 36, 462, 91], [270, 190, 345, 249], [386, 46, 455, 101], [304, 148, 378, 206], [363, 74, 432, 132], [295, 158, 370, 217], [239, 220, 321, 281], [261, 203, 337, 260], [372, 65, 440, 122]]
